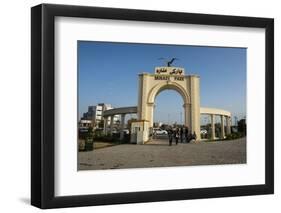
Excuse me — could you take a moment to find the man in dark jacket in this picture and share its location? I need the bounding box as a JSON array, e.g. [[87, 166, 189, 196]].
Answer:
[[180, 127, 184, 143], [184, 126, 189, 143], [168, 128, 173, 146]]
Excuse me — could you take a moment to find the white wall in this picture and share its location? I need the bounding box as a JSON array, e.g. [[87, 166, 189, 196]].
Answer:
[[0, 0, 279, 212]]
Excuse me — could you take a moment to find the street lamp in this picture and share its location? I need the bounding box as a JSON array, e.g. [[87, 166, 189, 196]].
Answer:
[[180, 111, 182, 125], [168, 113, 170, 125]]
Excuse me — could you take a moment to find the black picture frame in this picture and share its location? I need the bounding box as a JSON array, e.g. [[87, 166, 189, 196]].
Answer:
[[31, 3, 274, 209]]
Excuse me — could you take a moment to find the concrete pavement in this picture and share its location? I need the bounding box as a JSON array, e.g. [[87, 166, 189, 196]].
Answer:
[[78, 137, 246, 170]]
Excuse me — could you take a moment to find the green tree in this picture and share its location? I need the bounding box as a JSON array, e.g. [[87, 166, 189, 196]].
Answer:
[[238, 119, 246, 136]]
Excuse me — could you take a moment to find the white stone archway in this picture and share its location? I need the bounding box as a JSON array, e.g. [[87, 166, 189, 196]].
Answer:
[[137, 67, 201, 142], [102, 66, 232, 144]]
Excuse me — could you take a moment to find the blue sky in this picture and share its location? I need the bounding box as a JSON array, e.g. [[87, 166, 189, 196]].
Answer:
[[78, 41, 246, 124]]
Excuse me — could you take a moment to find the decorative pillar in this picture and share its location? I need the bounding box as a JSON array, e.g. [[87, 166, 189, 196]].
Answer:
[[137, 73, 150, 124], [110, 116, 114, 135], [147, 103, 154, 128], [226, 116, 231, 135], [120, 114, 126, 140], [211, 114, 215, 140], [183, 103, 191, 129], [220, 115, 225, 139], [103, 116, 108, 135], [189, 76, 201, 140]]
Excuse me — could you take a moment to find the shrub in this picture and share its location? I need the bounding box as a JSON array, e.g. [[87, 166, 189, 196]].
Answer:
[[79, 139, 85, 151], [226, 132, 243, 140], [84, 136, 94, 151], [93, 133, 130, 144], [78, 127, 94, 151]]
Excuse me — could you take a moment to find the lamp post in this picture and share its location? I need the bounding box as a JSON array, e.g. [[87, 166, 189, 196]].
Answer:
[[180, 111, 182, 125], [168, 113, 170, 125]]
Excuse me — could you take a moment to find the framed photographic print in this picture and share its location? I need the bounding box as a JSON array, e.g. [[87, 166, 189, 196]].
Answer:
[[31, 3, 274, 209]]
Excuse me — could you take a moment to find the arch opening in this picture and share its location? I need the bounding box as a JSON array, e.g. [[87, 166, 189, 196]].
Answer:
[[147, 82, 191, 105], [153, 89, 184, 126], [146, 82, 192, 131]]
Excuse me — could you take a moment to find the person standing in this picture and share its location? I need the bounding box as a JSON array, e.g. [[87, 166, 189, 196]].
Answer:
[[192, 131, 197, 141], [174, 128, 179, 145], [180, 127, 184, 143], [184, 126, 189, 143], [168, 128, 173, 146]]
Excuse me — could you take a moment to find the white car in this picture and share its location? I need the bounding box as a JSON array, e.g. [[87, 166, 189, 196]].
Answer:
[[200, 129, 208, 134], [122, 129, 130, 134], [154, 128, 168, 135]]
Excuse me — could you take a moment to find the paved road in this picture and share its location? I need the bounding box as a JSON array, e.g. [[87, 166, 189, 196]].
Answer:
[[78, 137, 246, 170]]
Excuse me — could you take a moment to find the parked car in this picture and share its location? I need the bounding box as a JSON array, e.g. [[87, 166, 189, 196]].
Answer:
[[200, 129, 207, 134], [79, 127, 89, 133], [122, 129, 130, 134], [153, 128, 168, 135]]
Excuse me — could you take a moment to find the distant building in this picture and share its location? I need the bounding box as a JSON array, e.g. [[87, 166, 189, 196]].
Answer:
[[78, 120, 92, 127], [81, 103, 120, 128], [153, 122, 163, 128]]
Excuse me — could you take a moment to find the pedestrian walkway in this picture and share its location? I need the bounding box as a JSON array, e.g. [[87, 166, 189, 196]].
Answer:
[[78, 137, 246, 170]]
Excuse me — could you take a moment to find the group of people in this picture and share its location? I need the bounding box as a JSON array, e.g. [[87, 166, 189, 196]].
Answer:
[[167, 126, 197, 146]]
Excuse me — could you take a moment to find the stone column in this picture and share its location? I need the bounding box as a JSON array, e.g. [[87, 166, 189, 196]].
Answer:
[[226, 116, 231, 135], [120, 114, 126, 140], [211, 114, 215, 140], [103, 116, 108, 135], [189, 76, 201, 140], [137, 74, 149, 121], [146, 103, 154, 128], [183, 103, 191, 129], [220, 115, 225, 139], [110, 116, 114, 135]]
